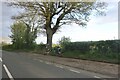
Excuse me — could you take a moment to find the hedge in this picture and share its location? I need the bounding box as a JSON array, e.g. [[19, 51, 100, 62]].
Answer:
[[58, 40, 120, 64], [62, 40, 120, 54]]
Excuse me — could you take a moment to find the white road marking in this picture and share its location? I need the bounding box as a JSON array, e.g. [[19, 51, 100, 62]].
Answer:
[[58, 66, 64, 69], [33, 59, 44, 63], [0, 57, 2, 62], [3, 64, 14, 80], [45, 62, 52, 64], [94, 76, 101, 78], [39, 60, 43, 62], [69, 69, 80, 73], [55, 65, 64, 69]]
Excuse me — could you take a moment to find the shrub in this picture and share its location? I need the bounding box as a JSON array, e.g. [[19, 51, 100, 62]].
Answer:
[[58, 36, 71, 51], [34, 43, 46, 54], [2, 45, 13, 50]]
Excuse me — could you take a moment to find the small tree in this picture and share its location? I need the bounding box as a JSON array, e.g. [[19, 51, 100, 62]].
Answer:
[[58, 36, 71, 50], [10, 21, 26, 49], [10, 21, 37, 49]]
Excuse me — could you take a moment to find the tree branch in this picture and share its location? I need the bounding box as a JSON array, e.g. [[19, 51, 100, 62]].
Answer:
[[52, 5, 74, 34]]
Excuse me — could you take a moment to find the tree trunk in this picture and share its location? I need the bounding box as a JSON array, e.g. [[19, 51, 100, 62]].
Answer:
[[46, 28, 53, 55]]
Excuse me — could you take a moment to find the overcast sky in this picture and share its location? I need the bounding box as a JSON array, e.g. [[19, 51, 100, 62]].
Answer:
[[0, 0, 119, 44]]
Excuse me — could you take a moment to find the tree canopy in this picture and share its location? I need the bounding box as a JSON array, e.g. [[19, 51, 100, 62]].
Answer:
[[8, 1, 107, 53]]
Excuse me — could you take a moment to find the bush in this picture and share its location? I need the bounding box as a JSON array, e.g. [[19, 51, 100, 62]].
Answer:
[[58, 36, 71, 51], [34, 43, 46, 54], [2, 45, 13, 50]]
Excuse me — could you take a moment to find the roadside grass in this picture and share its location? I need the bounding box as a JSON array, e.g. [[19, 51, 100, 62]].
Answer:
[[2, 45, 119, 64], [3, 47, 119, 64], [59, 51, 119, 64]]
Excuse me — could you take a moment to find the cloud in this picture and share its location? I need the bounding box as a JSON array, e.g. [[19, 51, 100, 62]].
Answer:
[[89, 2, 118, 25]]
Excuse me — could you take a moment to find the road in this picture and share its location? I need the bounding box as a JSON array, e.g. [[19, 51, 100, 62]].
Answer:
[[1, 51, 116, 80]]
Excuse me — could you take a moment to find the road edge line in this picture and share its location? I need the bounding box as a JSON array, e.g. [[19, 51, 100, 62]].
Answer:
[[69, 69, 80, 73], [94, 76, 101, 78], [3, 64, 14, 80]]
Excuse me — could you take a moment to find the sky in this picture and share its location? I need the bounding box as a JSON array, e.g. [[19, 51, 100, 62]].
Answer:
[[0, 0, 119, 44]]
